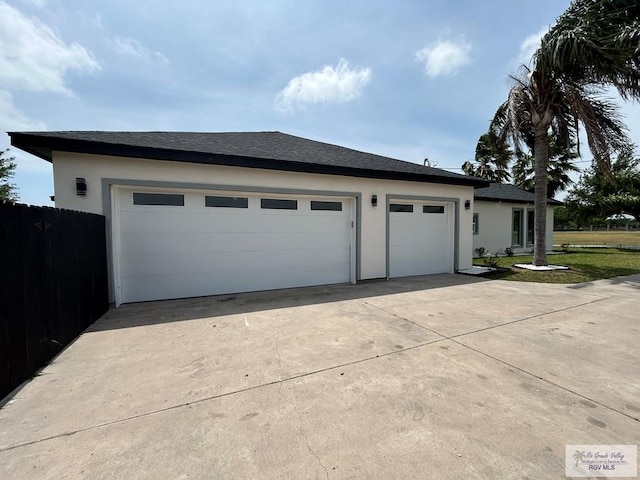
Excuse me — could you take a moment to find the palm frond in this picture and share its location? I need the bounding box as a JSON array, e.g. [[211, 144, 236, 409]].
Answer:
[[535, 0, 640, 100], [464, 132, 513, 183], [563, 83, 629, 177]]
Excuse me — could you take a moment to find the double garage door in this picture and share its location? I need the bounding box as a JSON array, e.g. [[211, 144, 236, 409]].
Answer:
[[114, 187, 355, 304], [113, 188, 455, 304]]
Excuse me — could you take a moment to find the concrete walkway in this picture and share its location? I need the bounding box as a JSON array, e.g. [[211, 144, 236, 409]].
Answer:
[[1, 274, 639, 479]]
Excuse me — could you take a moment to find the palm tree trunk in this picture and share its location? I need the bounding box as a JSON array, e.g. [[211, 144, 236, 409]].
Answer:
[[533, 126, 550, 266]]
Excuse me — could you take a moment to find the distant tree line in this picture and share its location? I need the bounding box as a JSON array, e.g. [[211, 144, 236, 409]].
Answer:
[[558, 146, 640, 228]]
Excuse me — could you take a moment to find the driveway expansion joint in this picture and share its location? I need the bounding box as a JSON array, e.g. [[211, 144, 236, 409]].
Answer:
[[451, 337, 640, 424], [0, 336, 448, 453], [362, 296, 639, 423]]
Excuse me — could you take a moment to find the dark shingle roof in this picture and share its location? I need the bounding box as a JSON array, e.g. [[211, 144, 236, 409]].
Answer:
[[474, 183, 563, 205], [8, 131, 487, 187]]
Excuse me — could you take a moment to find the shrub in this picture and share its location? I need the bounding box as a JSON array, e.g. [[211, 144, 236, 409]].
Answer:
[[483, 252, 500, 268], [474, 246, 486, 258], [504, 247, 514, 257]]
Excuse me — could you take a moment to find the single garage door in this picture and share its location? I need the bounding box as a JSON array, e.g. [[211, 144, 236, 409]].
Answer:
[[114, 187, 355, 304], [388, 199, 454, 278]]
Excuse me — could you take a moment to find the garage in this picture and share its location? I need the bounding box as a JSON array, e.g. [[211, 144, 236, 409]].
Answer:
[[388, 199, 454, 278], [10, 131, 486, 305], [113, 186, 355, 304]]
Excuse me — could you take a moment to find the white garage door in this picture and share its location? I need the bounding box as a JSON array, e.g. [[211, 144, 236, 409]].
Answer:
[[388, 200, 454, 278], [113, 187, 354, 304]]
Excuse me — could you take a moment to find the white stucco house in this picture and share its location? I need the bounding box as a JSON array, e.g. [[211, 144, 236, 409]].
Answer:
[[10, 131, 487, 305], [472, 183, 562, 256]]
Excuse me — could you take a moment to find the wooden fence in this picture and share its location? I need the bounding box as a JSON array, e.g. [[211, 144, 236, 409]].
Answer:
[[0, 202, 109, 400]]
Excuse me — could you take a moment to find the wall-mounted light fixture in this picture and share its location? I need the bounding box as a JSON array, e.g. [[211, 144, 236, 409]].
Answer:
[[76, 177, 87, 196], [464, 200, 471, 210], [371, 194, 378, 207]]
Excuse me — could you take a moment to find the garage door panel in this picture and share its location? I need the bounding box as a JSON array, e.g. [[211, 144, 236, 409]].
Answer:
[[120, 211, 350, 236], [120, 246, 351, 278], [116, 188, 353, 303], [389, 201, 453, 278], [391, 216, 448, 232], [390, 246, 450, 276], [121, 261, 350, 303], [120, 230, 351, 256], [391, 229, 450, 247]]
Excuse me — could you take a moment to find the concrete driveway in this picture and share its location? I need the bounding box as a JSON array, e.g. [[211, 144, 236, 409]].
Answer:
[[1, 274, 639, 479]]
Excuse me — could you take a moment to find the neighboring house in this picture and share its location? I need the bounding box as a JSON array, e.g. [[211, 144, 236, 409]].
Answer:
[[472, 183, 562, 256], [10, 131, 487, 306]]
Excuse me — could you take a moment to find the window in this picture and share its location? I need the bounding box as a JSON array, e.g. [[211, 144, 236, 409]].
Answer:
[[133, 192, 184, 206], [390, 204, 413, 213], [472, 213, 479, 234], [512, 209, 524, 246], [311, 201, 342, 211], [526, 209, 535, 246], [423, 205, 445, 214], [261, 198, 297, 210], [205, 196, 248, 208]]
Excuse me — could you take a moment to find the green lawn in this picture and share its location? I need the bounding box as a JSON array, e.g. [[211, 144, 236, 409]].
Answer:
[[554, 230, 640, 246], [475, 248, 640, 283]]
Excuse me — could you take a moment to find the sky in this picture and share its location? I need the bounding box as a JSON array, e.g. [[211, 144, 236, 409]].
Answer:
[[2, 0, 639, 206]]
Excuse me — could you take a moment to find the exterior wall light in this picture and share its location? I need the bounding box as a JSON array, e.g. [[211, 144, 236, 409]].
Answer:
[[464, 200, 471, 210], [371, 194, 378, 207], [76, 177, 87, 196]]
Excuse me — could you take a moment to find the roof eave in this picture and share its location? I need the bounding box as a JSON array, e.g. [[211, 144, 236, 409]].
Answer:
[[9, 132, 488, 187], [9, 133, 53, 161], [475, 196, 563, 206]]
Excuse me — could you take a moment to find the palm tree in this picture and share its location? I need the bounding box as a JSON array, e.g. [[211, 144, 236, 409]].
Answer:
[[485, 0, 640, 266], [461, 132, 512, 182], [488, 68, 628, 265], [512, 137, 580, 198]]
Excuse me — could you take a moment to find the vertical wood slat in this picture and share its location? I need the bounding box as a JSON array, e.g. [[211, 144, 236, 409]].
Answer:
[[0, 202, 109, 399]]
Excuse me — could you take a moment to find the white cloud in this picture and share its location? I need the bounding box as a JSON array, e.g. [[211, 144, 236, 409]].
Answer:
[[22, 0, 46, 7], [275, 58, 372, 113], [0, 2, 99, 95], [111, 37, 169, 65], [0, 90, 46, 131], [518, 27, 548, 65], [415, 40, 471, 78]]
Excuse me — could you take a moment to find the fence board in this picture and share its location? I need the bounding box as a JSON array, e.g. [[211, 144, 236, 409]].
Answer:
[[0, 202, 109, 399]]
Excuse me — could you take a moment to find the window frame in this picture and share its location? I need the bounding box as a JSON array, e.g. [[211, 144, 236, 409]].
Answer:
[[260, 198, 298, 210], [422, 205, 445, 214], [526, 208, 535, 246], [472, 213, 479, 235], [512, 208, 524, 247], [205, 195, 249, 209], [132, 192, 185, 207], [310, 200, 343, 211], [389, 203, 414, 213]]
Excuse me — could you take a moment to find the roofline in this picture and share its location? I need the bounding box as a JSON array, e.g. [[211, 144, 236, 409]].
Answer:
[[9, 132, 489, 187], [475, 196, 563, 206]]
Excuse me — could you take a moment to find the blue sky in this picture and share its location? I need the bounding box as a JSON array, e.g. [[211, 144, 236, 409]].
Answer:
[[2, 0, 639, 206]]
